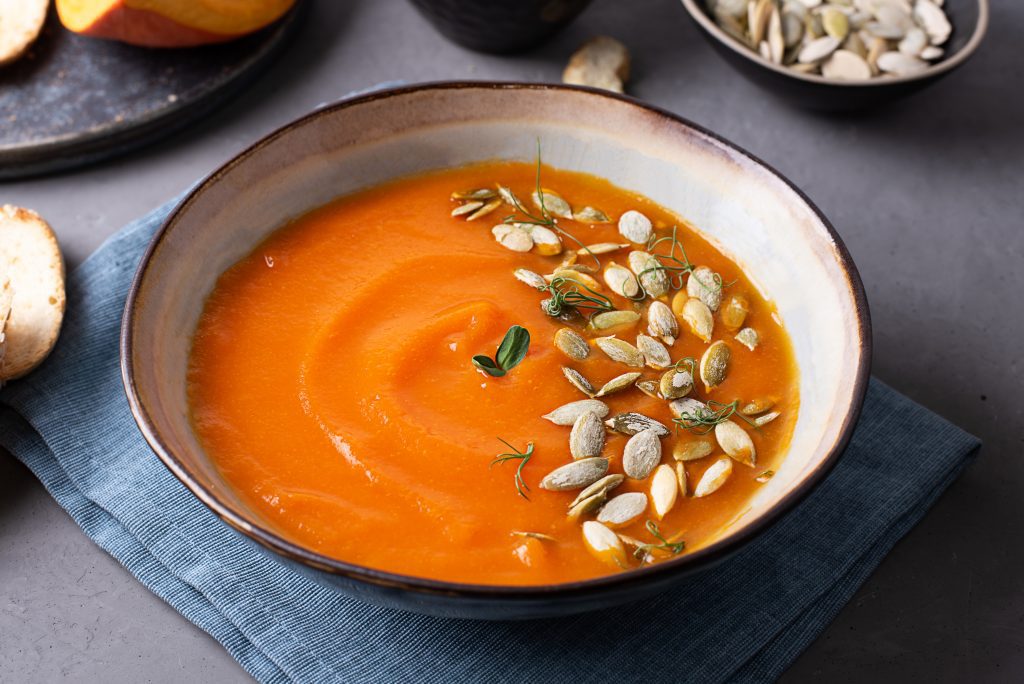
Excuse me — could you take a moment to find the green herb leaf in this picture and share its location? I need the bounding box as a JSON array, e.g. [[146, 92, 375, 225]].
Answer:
[[633, 520, 686, 559], [491, 438, 534, 500], [472, 355, 506, 377], [495, 325, 530, 371]]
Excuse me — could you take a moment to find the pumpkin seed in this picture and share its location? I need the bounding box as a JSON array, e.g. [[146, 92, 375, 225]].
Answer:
[[749, 0, 773, 44], [543, 399, 610, 426], [492, 223, 533, 252], [594, 336, 644, 367], [618, 210, 653, 244], [582, 242, 629, 255], [622, 428, 663, 479], [636, 334, 672, 369], [675, 461, 688, 497], [554, 327, 590, 361], [628, 251, 669, 298], [567, 492, 607, 523], [768, 5, 785, 63], [754, 410, 781, 427], [715, 420, 756, 466], [603, 262, 641, 298], [511, 531, 556, 541], [670, 290, 688, 317], [650, 464, 678, 519], [575, 206, 611, 223], [549, 268, 602, 291], [876, 50, 928, 75], [496, 184, 520, 207], [581, 520, 627, 566], [898, 26, 927, 55], [721, 294, 750, 330], [647, 301, 679, 345], [514, 268, 548, 290], [595, 371, 644, 398], [587, 310, 641, 332], [700, 341, 731, 390], [451, 201, 483, 217], [660, 367, 694, 400], [735, 327, 759, 351], [693, 457, 733, 497], [451, 188, 496, 201], [798, 35, 841, 62], [686, 266, 723, 311], [636, 379, 661, 399], [570, 411, 606, 460], [532, 189, 573, 220], [606, 412, 671, 437], [782, 9, 805, 47], [529, 225, 564, 256], [741, 397, 776, 415], [669, 398, 711, 427], [913, 0, 951, 45], [920, 45, 943, 60], [571, 473, 625, 508], [466, 198, 502, 221], [682, 298, 714, 343], [597, 492, 648, 528], [540, 457, 609, 491], [755, 469, 775, 483], [562, 366, 596, 397], [822, 6, 849, 39], [673, 439, 714, 462]]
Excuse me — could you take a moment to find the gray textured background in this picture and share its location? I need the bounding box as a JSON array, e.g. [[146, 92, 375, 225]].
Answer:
[[1, 0, 1021, 681]]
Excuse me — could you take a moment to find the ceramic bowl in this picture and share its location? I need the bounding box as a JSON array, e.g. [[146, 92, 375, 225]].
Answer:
[[680, 0, 989, 111], [121, 82, 871, 620]]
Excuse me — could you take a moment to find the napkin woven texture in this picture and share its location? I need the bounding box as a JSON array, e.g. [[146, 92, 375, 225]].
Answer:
[[0, 197, 980, 683]]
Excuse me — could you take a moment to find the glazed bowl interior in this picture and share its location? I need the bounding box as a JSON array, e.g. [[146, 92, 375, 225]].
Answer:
[[123, 83, 869, 597]]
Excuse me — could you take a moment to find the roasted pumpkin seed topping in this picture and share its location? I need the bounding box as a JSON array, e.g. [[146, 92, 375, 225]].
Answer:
[[562, 365, 596, 397], [694, 457, 732, 498], [699, 340, 731, 390], [542, 399, 610, 426], [570, 410, 606, 460], [606, 412, 671, 437], [597, 492, 649, 527], [540, 457, 609, 491], [594, 336, 645, 367], [595, 371, 644, 398], [553, 327, 590, 361], [622, 428, 663, 480]]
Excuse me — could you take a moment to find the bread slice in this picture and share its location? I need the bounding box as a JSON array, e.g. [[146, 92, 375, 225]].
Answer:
[[562, 36, 631, 94], [0, 276, 12, 370], [0, 0, 49, 66], [0, 205, 65, 381]]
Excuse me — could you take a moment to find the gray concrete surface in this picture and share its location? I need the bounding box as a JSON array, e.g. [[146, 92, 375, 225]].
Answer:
[[1, 0, 1021, 681]]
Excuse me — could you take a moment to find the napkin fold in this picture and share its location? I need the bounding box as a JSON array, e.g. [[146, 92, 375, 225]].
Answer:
[[0, 198, 979, 683]]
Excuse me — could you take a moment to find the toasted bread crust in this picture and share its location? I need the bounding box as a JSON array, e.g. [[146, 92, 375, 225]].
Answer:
[[0, 204, 66, 381], [0, 0, 49, 66]]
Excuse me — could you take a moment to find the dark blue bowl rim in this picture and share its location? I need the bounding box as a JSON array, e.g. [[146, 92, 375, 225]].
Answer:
[[121, 81, 873, 602], [680, 0, 989, 88]]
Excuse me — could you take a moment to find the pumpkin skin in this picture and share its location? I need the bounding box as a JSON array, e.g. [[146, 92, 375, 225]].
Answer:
[[56, 0, 297, 47]]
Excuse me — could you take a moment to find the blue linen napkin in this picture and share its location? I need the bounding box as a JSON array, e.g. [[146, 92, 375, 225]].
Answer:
[[0, 197, 979, 683]]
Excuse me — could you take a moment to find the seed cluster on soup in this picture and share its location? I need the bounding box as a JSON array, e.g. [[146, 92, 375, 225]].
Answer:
[[187, 160, 799, 585]]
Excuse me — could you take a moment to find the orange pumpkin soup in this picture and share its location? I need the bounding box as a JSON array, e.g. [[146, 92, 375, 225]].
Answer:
[[187, 161, 799, 585]]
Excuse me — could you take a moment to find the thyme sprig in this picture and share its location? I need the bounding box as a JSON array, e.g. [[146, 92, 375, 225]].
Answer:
[[673, 399, 758, 435], [491, 438, 534, 500], [633, 520, 686, 560], [538, 276, 615, 318], [629, 226, 731, 300], [502, 140, 601, 269]]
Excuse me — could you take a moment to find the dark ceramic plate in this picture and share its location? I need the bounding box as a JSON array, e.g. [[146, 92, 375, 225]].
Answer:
[[0, 3, 305, 179], [121, 82, 871, 620], [680, 0, 989, 111]]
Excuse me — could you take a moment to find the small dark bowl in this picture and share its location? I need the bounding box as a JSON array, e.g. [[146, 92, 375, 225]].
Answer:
[[407, 0, 594, 54], [680, 0, 989, 111]]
